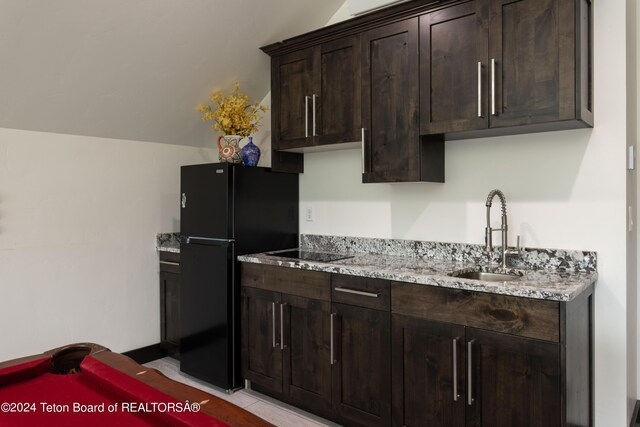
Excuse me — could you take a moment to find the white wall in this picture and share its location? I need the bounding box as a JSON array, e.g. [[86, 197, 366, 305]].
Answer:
[[0, 128, 215, 360], [300, 0, 630, 425]]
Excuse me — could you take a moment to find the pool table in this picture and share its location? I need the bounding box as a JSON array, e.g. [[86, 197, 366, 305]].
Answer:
[[0, 343, 273, 427]]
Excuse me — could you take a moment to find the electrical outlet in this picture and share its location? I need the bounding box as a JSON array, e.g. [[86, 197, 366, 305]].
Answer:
[[305, 206, 314, 222]]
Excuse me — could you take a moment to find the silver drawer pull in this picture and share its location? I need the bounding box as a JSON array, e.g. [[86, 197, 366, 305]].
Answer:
[[330, 313, 336, 365], [453, 337, 459, 401], [272, 302, 277, 348], [280, 303, 286, 350], [334, 287, 380, 298], [468, 339, 475, 405], [159, 261, 180, 266]]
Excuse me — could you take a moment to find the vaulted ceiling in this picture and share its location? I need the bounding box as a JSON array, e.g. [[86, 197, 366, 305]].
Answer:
[[0, 0, 344, 146]]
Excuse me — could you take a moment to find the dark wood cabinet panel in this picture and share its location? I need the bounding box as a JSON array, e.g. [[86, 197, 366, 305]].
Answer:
[[332, 302, 391, 427], [272, 49, 314, 150], [316, 35, 362, 146], [361, 19, 421, 183], [465, 328, 561, 427], [420, 2, 488, 134], [489, 0, 569, 128], [421, 0, 592, 138], [269, 35, 361, 173], [391, 281, 560, 342], [159, 251, 180, 359], [282, 294, 332, 417], [392, 314, 465, 427], [241, 287, 283, 393], [159, 271, 180, 359]]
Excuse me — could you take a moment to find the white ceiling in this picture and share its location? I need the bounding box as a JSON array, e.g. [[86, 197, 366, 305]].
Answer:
[[0, 0, 344, 147]]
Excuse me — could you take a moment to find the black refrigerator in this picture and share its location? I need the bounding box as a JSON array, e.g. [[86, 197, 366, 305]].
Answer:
[[179, 163, 298, 391]]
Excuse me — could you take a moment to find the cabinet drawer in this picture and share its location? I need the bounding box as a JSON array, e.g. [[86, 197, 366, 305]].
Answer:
[[391, 282, 560, 342], [159, 252, 180, 274], [332, 275, 390, 311], [240, 263, 331, 301]]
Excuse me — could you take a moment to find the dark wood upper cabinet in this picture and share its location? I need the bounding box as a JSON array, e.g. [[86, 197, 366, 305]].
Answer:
[[264, 0, 592, 180], [421, 0, 593, 137], [361, 18, 442, 183], [269, 35, 361, 173], [272, 49, 314, 150], [420, 2, 489, 134]]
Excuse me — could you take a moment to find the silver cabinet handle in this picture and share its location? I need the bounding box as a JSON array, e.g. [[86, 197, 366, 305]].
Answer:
[[272, 302, 277, 348], [330, 313, 336, 365], [159, 261, 180, 266], [467, 339, 475, 405], [280, 303, 286, 350], [491, 59, 496, 116], [312, 94, 318, 136], [305, 96, 310, 138], [453, 338, 459, 401], [181, 193, 186, 208], [334, 287, 380, 298], [361, 128, 366, 174], [477, 62, 482, 118]]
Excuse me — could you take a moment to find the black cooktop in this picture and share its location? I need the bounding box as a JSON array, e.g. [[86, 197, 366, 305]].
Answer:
[[270, 250, 353, 263]]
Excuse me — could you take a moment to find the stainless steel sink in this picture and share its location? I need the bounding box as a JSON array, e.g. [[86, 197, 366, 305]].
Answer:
[[450, 271, 521, 282]]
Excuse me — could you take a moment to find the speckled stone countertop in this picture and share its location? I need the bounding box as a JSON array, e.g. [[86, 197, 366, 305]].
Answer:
[[157, 233, 180, 253], [237, 235, 597, 302]]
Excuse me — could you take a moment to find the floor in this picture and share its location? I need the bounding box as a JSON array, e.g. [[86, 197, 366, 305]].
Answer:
[[144, 357, 341, 427]]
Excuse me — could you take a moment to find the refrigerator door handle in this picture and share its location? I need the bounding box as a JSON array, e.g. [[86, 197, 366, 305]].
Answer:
[[181, 193, 187, 208], [182, 237, 235, 245]]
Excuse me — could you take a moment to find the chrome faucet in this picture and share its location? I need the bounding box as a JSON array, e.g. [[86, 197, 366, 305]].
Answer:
[[484, 189, 520, 268]]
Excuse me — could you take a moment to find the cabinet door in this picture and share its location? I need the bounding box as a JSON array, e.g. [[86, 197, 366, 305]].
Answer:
[[241, 287, 283, 393], [272, 49, 314, 150], [392, 315, 465, 427], [361, 18, 420, 183], [314, 35, 361, 145], [160, 271, 180, 358], [281, 294, 332, 417], [420, 2, 488, 134], [488, 0, 574, 127], [332, 303, 391, 426], [465, 328, 561, 427]]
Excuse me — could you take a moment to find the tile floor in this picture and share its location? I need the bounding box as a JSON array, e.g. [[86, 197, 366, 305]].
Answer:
[[144, 357, 341, 427]]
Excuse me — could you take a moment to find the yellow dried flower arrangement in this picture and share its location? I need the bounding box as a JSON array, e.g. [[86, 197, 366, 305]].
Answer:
[[197, 81, 268, 137]]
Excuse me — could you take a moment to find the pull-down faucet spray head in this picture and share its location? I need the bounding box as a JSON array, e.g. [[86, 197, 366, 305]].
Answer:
[[484, 189, 508, 254]]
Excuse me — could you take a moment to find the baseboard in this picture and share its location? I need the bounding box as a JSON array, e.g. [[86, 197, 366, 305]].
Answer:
[[122, 344, 167, 364]]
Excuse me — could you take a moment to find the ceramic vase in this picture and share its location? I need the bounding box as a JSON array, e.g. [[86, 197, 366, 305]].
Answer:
[[217, 135, 243, 163], [239, 136, 261, 167]]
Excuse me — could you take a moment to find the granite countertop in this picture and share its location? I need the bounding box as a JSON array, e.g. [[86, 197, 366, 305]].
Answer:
[[237, 235, 598, 303], [157, 233, 180, 253], [158, 232, 597, 302]]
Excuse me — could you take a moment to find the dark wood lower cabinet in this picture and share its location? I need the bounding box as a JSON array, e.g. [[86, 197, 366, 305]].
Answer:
[[159, 251, 180, 359], [282, 294, 333, 417], [240, 263, 592, 427], [392, 316, 561, 427], [332, 303, 391, 427], [465, 328, 561, 427], [241, 287, 283, 393], [392, 314, 465, 427]]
